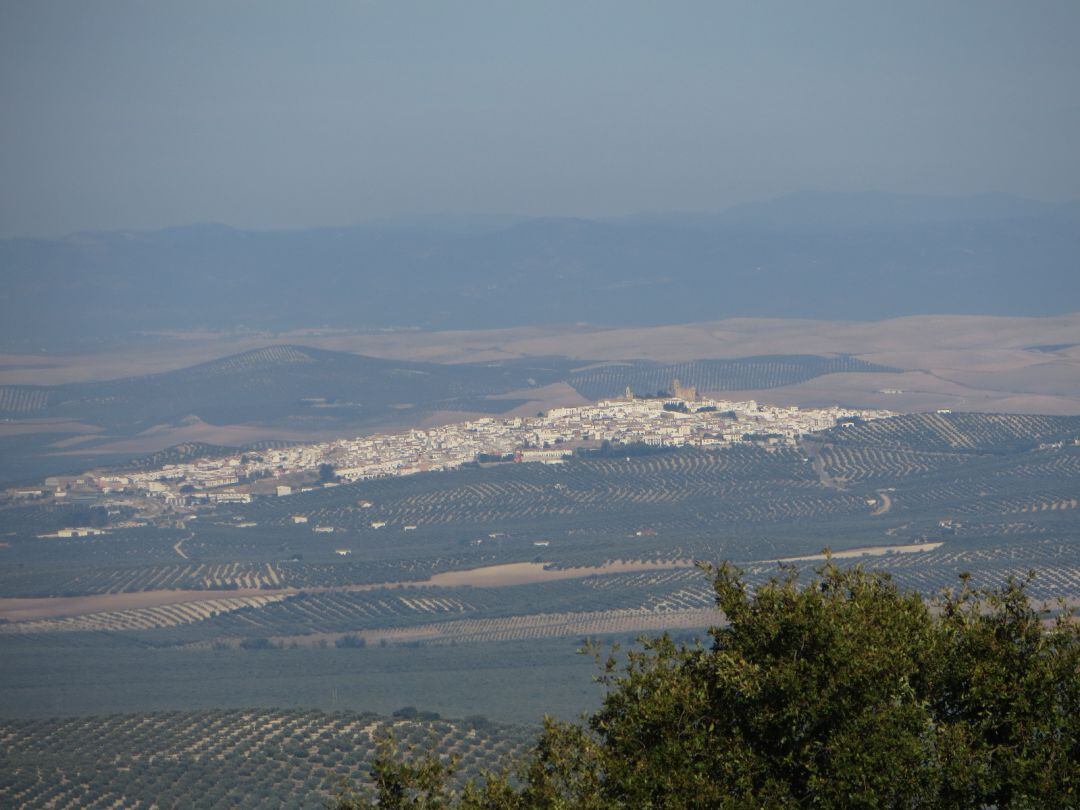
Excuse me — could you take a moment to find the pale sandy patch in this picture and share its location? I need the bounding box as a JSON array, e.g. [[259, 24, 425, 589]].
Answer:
[[0, 342, 273, 385], [422, 559, 696, 588], [472, 313, 1080, 362], [933, 359, 1080, 398], [0, 587, 274, 622], [0, 559, 698, 623], [770, 542, 943, 564], [859, 349, 1049, 373], [489, 381, 591, 417], [870, 491, 893, 516]]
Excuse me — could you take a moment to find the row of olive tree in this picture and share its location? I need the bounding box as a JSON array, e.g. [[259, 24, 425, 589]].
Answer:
[[334, 560, 1078, 808]]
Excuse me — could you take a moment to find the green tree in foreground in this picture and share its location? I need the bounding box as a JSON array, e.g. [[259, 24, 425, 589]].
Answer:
[[334, 562, 1079, 808]]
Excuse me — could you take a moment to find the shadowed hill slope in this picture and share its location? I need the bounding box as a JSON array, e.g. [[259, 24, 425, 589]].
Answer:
[[0, 346, 573, 432]]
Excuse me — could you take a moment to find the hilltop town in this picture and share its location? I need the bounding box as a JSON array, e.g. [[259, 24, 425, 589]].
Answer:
[[12, 389, 891, 527]]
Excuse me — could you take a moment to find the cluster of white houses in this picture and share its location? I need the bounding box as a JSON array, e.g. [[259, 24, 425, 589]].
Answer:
[[17, 395, 891, 510]]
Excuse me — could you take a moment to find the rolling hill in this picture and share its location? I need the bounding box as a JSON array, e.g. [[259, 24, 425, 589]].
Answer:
[[0, 346, 572, 432], [0, 346, 904, 485]]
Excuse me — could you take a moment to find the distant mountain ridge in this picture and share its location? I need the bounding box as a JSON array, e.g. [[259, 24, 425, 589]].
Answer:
[[710, 190, 1080, 229], [1, 192, 1077, 349]]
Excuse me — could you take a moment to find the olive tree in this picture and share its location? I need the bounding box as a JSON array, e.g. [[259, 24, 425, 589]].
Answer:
[[333, 561, 1079, 808]]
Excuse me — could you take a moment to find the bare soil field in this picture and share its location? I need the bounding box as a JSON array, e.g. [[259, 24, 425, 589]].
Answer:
[[0, 419, 103, 438], [870, 492, 893, 516], [446, 313, 1080, 364], [487, 381, 592, 416], [1, 546, 962, 627], [772, 541, 944, 564], [5, 313, 1079, 385], [0, 588, 273, 622], [0, 559, 699, 623], [422, 559, 697, 588], [935, 361, 1080, 398]]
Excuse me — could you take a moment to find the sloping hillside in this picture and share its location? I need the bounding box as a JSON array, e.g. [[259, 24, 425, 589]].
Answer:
[[0, 346, 572, 432]]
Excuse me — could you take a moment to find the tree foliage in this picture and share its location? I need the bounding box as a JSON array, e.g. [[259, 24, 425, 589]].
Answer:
[[333, 562, 1079, 808]]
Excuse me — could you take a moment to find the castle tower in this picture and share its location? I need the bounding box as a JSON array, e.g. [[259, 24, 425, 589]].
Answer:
[[671, 378, 698, 401]]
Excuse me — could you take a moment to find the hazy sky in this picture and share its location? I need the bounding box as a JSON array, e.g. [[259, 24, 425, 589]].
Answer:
[[2, 1, 1078, 237]]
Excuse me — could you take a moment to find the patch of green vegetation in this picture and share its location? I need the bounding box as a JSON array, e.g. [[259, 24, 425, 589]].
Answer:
[[336, 564, 1080, 808]]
